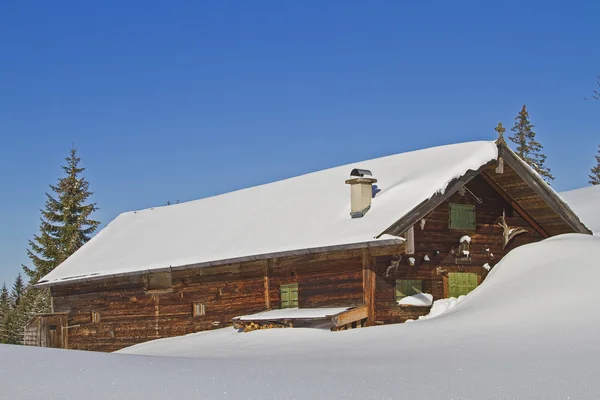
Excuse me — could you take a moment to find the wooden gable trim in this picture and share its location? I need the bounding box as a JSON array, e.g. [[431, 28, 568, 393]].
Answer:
[[498, 144, 591, 234], [480, 170, 549, 238], [377, 160, 497, 238]]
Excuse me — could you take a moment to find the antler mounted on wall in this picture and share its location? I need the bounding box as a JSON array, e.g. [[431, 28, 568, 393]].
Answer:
[[498, 210, 528, 249]]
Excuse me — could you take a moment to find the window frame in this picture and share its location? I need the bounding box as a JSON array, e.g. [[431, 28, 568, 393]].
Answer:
[[395, 279, 423, 301], [91, 311, 100, 323], [449, 203, 476, 230], [280, 283, 299, 309], [192, 302, 206, 317], [448, 272, 478, 298]]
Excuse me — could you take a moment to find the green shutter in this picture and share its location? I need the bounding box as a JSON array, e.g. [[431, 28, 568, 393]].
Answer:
[[395, 279, 423, 300], [450, 203, 476, 230], [448, 273, 478, 298], [280, 284, 298, 309]]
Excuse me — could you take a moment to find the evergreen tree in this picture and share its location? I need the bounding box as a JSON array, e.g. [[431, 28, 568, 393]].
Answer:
[[3, 286, 51, 345], [590, 145, 600, 185], [11, 273, 24, 306], [23, 146, 100, 283], [0, 284, 12, 343], [509, 105, 554, 183]]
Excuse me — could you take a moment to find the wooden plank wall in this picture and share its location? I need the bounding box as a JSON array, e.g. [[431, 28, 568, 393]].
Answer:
[[51, 247, 398, 352], [374, 175, 544, 324]]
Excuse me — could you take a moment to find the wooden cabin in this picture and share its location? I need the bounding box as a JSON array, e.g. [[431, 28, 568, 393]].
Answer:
[[29, 140, 590, 352]]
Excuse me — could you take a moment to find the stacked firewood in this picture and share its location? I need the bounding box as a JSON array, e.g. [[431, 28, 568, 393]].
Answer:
[[243, 322, 285, 333]]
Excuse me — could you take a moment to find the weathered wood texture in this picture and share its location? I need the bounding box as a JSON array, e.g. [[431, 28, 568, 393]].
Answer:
[[373, 174, 544, 324], [51, 245, 402, 352], [483, 160, 584, 236], [24, 314, 68, 348]]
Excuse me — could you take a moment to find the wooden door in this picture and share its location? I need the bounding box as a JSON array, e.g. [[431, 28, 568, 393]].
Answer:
[[448, 273, 478, 298], [25, 314, 68, 349]]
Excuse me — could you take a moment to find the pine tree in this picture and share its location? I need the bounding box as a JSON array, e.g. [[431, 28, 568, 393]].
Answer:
[[23, 146, 100, 283], [0, 284, 12, 343], [589, 145, 600, 185], [509, 105, 554, 183], [4, 286, 51, 345], [11, 273, 24, 306]]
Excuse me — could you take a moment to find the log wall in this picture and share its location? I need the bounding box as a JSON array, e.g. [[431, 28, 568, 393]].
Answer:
[[374, 175, 544, 324], [51, 246, 400, 352]]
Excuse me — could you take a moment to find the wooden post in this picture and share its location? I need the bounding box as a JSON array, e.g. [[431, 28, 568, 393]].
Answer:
[[362, 249, 376, 326], [404, 226, 415, 254], [264, 259, 271, 310], [442, 274, 449, 298]]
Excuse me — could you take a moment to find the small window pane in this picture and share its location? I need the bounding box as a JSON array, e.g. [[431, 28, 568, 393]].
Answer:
[[280, 284, 298, 309], [395, 279, 423, 300], [449, 203, 476, 230]]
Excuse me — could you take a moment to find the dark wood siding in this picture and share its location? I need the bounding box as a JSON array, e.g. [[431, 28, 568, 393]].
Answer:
[[374, 174, 544, 324], [51, 248, 395, 352]]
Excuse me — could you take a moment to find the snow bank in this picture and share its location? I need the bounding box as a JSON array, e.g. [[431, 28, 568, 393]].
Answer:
[[561, 185, 600, 235], [397, 292, 433, 306], [39, 141, 498, 285], [4, 234, 600, 399], [417, 295, 466, 319]]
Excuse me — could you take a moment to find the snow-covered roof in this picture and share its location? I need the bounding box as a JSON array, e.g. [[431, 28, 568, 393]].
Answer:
[[237, 307, 352, 321], [38, 140, 499, 286], [560, 185, 600, 235]]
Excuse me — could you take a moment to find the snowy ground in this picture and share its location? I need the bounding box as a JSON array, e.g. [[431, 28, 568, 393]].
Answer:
[[2, 234, 600, 399]]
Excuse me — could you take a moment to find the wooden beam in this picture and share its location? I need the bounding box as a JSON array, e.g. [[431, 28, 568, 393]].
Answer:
[[264, 259, 271, 310], [332, 305, 368, 327], [480, 170, 549, 238], [404, 226, 415, 254], [362, 249, 376, 326], [498, 143, 591, 234]]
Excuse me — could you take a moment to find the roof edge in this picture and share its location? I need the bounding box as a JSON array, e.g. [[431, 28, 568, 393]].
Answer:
[[34, 237, 404, 288], [497, 142, 592, 235]]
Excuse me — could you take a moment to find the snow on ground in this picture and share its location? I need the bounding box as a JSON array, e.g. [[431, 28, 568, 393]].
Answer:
[[3, 234, 600, 399], [561, 185, 600, 235]]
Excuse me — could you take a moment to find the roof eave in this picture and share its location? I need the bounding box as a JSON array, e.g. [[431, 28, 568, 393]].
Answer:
[[34, 237, 404, 289]]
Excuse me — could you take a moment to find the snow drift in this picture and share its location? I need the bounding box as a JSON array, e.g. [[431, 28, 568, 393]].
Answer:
[[2, 234, 600, 399]]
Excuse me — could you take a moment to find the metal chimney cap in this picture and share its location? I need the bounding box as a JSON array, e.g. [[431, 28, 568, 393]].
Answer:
[[350, 168, 372, 177]]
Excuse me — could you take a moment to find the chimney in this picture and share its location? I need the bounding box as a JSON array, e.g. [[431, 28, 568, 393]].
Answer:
[[345, 169, 377, 218]]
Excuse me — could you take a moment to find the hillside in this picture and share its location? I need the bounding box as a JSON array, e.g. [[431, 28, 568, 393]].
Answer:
[[561, 185, 600, 234], [2, 234, 600, 399]]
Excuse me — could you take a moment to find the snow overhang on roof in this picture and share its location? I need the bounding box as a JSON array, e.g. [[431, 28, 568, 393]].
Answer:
[[37, 140, 499, 287]]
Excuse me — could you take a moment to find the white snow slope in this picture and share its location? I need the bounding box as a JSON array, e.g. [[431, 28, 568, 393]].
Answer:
[[2, 234, 600, 400], [561, 185, 600, 235], [39, 141, 498, 285]]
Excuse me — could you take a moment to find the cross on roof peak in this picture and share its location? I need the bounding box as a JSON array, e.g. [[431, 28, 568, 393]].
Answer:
[[495, 122, 506, 144]]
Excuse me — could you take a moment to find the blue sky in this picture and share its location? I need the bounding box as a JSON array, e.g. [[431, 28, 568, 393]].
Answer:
[[0, 1, 598, 286]]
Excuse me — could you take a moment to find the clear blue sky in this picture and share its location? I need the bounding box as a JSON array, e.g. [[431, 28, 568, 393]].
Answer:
[[0, 1, 598, 286]]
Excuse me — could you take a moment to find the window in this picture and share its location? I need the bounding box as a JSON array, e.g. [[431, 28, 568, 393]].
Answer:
[[449, 203, 476, 230], [395, 279, 423, 301], [91, 311, 100, 323], [280, 284, 298, 309], [448, 273, 478, 298], [192, 302, 206, 317]]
